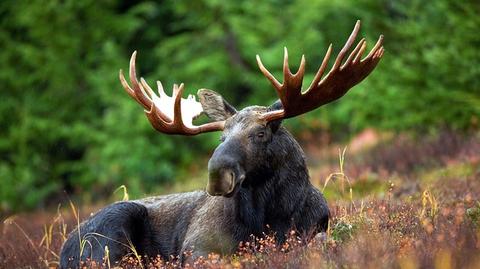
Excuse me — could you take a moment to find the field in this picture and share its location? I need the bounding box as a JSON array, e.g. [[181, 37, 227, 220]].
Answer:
[[1, 130, 479, 268]]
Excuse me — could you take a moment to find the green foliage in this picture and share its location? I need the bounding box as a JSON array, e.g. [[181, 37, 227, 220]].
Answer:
[[331, 220, 357, 243], [331, 0, 480, 134], [466, 202, 480, 228], [0, 0, 478, 213]]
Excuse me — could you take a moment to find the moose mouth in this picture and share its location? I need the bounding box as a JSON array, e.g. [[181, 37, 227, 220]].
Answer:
[[207, 170, 245, 197], [222, 174, 245, 198]]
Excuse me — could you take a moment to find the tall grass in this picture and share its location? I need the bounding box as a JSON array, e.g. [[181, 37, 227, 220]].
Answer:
[[1, 131, 479, 268]]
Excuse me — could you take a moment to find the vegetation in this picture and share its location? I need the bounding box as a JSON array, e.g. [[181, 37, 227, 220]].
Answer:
[[0, 0, 479, 228], [1, 131, 479, 268]]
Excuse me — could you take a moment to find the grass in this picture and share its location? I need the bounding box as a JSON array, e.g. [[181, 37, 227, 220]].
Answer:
[[1, 130, 479, 268]]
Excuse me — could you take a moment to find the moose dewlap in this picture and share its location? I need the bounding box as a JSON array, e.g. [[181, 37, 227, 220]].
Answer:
[[60, 20, 383, 268]]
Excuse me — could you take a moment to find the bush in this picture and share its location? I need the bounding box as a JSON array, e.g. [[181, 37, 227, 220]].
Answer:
[[0, 0, 478, 213]]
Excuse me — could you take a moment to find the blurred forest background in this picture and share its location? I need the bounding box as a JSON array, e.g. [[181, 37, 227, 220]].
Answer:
[[0, 0, 479, 214]]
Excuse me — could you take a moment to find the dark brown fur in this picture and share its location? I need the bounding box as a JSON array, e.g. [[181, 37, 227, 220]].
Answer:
[[60, 94, 329, 268]]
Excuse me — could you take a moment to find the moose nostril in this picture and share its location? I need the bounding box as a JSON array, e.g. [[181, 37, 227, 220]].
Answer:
[[221, 169, 235, 185], [206, 168, 237, 196], [228, 170, 235, 181]]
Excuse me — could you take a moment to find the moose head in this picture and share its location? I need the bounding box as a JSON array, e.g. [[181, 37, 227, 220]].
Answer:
[[119, 20, 384, 197]]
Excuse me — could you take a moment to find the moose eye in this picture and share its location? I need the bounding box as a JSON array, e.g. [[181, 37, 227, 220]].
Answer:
[[257, 131, 265, 138]]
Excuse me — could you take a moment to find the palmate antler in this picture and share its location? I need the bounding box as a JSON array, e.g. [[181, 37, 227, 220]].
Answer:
[[120, 20, 383, 136], [119, 51, 225, 135], [256, 20, 384, 121]]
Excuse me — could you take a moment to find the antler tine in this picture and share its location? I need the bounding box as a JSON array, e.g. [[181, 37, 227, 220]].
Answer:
[[352, 40, 367, 64], [332, 20, 361, 71], [378, 47, 385, 58], [308, 44, 333, 91], [173, 83, 185, 127], [120, 68, 152, 110], [282, 47, 294, 79], [256, 55, 282, 92], [140, 77, 156, 98], [140, 78, 171, 122], [297, 55, 306, 77], [291, 54, 306, 95], [282, 48, 306, 101], [342, 38, 365, 68], [128, 51, 153, 110], [119, 69, 136, 99], [364, 34, 384, 61], [157, 81, 167, 98]]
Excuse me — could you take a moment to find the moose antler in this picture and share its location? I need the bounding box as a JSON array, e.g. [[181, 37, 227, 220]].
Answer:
[[119, 51, 225, 135], [256, 20, 384, 121]]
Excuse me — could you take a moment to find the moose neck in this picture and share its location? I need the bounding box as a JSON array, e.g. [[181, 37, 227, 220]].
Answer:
[[227, 128, 311, 241]]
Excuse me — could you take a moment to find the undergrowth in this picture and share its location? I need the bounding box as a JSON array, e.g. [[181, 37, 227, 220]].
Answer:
[[1, 132, 479, 268]]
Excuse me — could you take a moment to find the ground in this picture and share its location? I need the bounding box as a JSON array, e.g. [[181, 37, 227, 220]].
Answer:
[[1, 130, 479, 268]]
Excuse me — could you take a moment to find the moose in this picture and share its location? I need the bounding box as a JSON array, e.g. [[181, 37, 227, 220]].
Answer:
[[60, 20, 383, 268]]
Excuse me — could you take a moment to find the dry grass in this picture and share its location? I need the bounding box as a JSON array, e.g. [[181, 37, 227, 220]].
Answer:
[[1, 131, 479, 268]]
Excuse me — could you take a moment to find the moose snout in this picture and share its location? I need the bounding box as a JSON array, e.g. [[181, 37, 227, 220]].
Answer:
[[206, 168, 236, 196], [207, 144, 245, 197]]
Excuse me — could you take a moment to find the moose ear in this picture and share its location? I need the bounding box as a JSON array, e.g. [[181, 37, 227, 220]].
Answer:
[[198, 89, 237, 121], [267, 100, 283, 133]]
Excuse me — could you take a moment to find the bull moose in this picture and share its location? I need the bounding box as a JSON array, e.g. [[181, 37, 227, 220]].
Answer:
[[60, 20, 384, 268]]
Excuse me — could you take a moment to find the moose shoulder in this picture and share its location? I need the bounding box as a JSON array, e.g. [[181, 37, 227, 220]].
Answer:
[[60, 20, 384, 268]]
